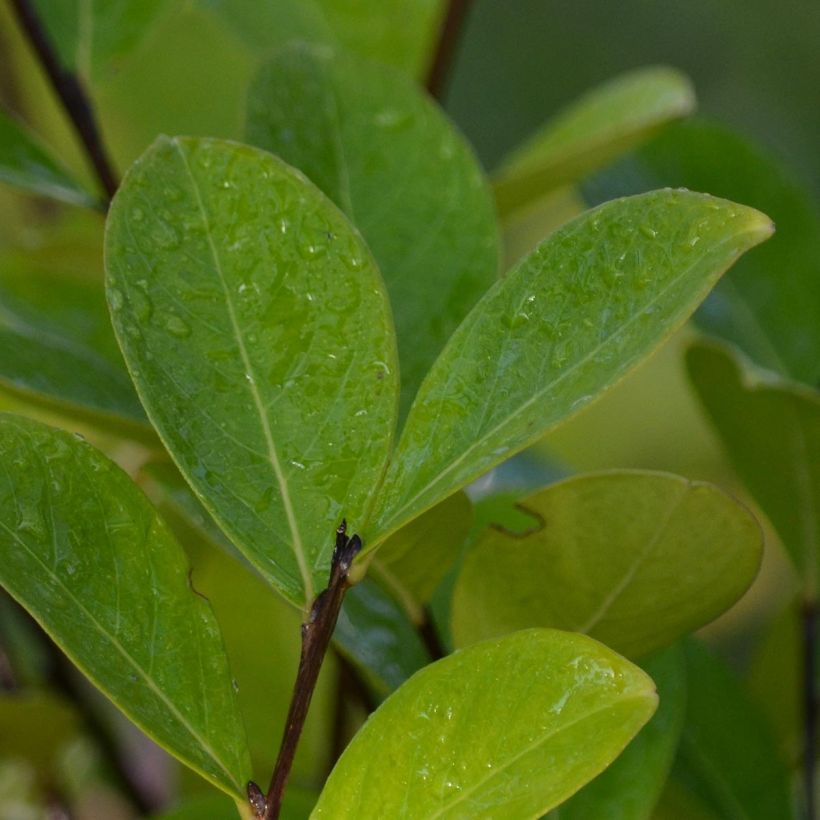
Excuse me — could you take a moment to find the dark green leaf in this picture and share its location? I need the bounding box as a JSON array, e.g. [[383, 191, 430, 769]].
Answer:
[[585, 118, 820, 386], [451, 471, 762, 658], [365, 190, 773, 547], [494, 66, 695, 217], [0, 415, 250, 797], [0, 110, 95, 206], [246, 43, 500, 421], [105, 136, 398, 608], [686, 340, 820, 592], [312, 629, 658, 819]]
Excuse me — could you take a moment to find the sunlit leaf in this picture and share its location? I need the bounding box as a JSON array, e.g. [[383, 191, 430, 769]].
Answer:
[[0, 415, 250, 797], [365, 190, 773, 547], [493, 67, 695, 217], [312, 629, 657, 819], [585, 118, 820, 386], [550, 646, 686, 820], [451, 471, 762, 657], [687, 340, 820, 593], [105, 136, 398, 608], [246, 43, 500, 421], [0, 109, 95, 206]]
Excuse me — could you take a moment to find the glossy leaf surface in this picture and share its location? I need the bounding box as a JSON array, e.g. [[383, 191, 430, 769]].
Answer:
[[670, 640, 792, 820], [366, 190, 773, 546], [312, 629, 657, 819], [493, 67, 695, 216], [32, 0, 169, 80], [369, 491, 472, 623], [550, 646, 686, 820], [0, 415, 250, 797], [585, 118, 820, 386], [105, 136, 398, 608], [0, 258, 147, 433], [452, 471, 762, 657], [0, 110, 95, 206], [246, 44, 499, 420], [687, 340, 820, 595]]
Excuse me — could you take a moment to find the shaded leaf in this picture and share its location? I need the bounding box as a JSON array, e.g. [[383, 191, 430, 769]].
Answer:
[[368, 491, 472, 623], [550, 646, 686, 820], [0, 109, 95, 207], [669, 639, 793, 820], [686, 340, 820, 593], [0, 415, 250, 797], [585, 118, 820, 386], [451, 471, 762, 658], [335, 578, 430, 698], [246, 43, 500, 421], [105, 136, 398, 608], [365, 190, 773, 547], [493, 67, 695, 217], [32, 0, 170, 80], [312, 628, 657, 819]]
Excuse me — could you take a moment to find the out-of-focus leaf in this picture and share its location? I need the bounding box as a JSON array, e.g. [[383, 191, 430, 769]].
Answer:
[[365, 190, 773, 549], [585, 118, 820, 386], [312, 0, 444, 78], [0, 258, 150, 438], [686, 340, 820, 593], [312, 629, 658, 819], [669, 639, 792, 820], [105, 136, 398, 609], [0, 415, 250, 798], [0, 110, 95, 206], [335, 578, 430, 699], [493, 67, 695, 217], [368, 491, 472, 623], [32, 0, 170, 81], [550, 646, 686, 820], [154, 786, 317, 820], [246, 43, 499, 421], [451, 471, 762, 658]]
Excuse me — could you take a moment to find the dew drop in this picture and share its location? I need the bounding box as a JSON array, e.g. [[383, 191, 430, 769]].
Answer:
[[109, 289, 124, 311], [131, 207, 144, 222], [165, 314, 191, 338], [640, 225, 657, 239]]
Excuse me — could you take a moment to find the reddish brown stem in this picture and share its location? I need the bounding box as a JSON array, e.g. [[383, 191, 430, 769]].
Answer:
[[426, 0, 474, 101]]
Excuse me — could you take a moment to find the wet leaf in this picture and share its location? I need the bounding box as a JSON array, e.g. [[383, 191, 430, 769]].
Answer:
[[105, 136, 398, 609], [451, 471, 762, 658], [0, 415, 250, 798], [550, 646, 686, 820], [0, 110, 96, 207], [312, 629, 657, 819], [493, 67, 695, 217], [246, 43, 499, 421], [687, 340, 820, 594], [365, 190, 773, 547], [585, 118, 820, 386]]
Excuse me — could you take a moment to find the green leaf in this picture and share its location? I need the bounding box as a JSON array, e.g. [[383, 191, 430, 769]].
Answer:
[[451, 471, 762, 658], [0, 109, 96, 207], [368, 491, 472, 623], [311, 0, 444, 78], [335, 578, 431, 698], [686, 340, 820, 594], [670, 639, 793, 820], [0, 414, 250, 798], [585, 118, 820, 386], [493, 67, 695, 217], [105, 136, 398, 609], [550, 646, 687, 820], [0, 254, 150, 437], [245, 43, 500, 421], [365, 190, 773, 547], [311, 629, 658, 819], [32, 0, 170, 80]]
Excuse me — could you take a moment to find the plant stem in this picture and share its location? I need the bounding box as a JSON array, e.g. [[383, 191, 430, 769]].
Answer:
[[426, 0, 473, 101], [804, 599, 817, 820], [254, 522, 361, 820], [8, 0, 119, 204], [419, 606, 446, 661]]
